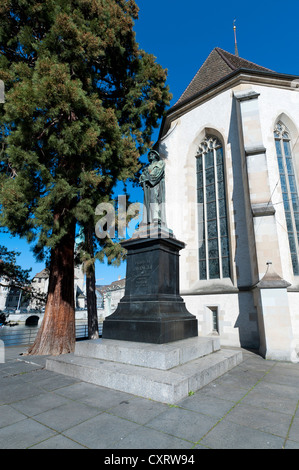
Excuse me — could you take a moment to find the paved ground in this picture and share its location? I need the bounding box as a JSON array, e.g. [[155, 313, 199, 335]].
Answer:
[[0, 344, 299, 450]]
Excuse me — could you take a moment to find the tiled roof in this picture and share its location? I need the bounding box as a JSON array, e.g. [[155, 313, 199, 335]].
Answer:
[[34, 268, 49, 279], [106, 278, 126, 291], [174, 47, 274, 107], [96, 278, 126, 294]]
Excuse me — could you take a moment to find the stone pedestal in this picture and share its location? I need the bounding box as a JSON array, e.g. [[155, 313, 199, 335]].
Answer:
[[46, 337, 243, 404], [102, 226, 198, 344]]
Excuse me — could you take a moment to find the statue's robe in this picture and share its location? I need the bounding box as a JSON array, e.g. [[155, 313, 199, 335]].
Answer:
[[142, 160, 166, 224]]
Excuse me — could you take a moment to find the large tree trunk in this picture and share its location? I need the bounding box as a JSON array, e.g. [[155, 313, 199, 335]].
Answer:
[[27, 222, 76, 356], [86, 264, 99, 340], [85, 225, 99, 340]]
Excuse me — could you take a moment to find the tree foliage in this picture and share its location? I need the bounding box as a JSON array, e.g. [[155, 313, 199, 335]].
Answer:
[[0, 244, 31, 286], [0, 243, 46, 307], [0, 0, 172, 354]]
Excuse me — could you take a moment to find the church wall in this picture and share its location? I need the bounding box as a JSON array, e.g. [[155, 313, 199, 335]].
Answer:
[[160, 80, 299, 351], [287, 292, 299, 348], [160, 87, 257, 348], [253, 84, 299, 346], [184, 291, 259, 349], [251, 84, 299, 282], [162, 88, 253, 289]]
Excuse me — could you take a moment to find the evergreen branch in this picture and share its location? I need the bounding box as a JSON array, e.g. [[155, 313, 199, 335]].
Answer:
[[36, 118, 60, 140], [0, 280, 46, 303]]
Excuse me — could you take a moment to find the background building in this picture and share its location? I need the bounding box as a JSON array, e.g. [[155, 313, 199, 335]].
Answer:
[[96, 277, 125, 319], [29, 268, 49, 310], [0, 278, 10, 311], [1, 264, 87, 312]]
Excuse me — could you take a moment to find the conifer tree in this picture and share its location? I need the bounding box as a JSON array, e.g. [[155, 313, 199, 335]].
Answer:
[[0, 239, 46, 306], [0, 0, 171, 355], [80, 192, 138, 340], [0, 244, 31, 288]]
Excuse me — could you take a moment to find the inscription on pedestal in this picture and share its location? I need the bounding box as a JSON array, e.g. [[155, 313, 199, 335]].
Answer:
[[134, 260, 152, 288]]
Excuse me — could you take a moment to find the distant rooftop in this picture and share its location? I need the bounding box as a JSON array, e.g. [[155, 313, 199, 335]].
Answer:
[[96, 278, 126, 294], [34, 268, 49, 279]]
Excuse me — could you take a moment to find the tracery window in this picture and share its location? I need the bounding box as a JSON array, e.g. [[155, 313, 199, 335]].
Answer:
[[274, 122, 299, 275], [196, 136, 230, 280]]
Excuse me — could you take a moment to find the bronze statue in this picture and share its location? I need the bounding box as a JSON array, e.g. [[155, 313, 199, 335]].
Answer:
[[139, 149, 166, 225]]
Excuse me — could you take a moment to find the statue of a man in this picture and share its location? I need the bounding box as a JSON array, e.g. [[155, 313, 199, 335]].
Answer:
[[139, 149, 166, 225]]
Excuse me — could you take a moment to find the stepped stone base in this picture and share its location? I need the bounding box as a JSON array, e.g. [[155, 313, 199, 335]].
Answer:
[[46, 337, 243, 404]]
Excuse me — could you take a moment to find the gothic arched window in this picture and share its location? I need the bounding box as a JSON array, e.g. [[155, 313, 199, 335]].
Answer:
[[274, 122, 299, 275], [196, 136, 230, 280]]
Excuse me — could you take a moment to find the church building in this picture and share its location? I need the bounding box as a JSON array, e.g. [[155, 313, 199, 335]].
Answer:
[[157, 47, 299, 362]]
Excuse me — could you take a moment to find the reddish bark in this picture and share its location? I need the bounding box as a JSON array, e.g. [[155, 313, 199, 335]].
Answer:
[[85, 224, 99, 340], [86, 264, 99, 340], [27, 223, 76, 356]]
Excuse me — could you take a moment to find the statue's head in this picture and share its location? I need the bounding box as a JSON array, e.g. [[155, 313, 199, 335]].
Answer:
[[148, 149, 160, 162]]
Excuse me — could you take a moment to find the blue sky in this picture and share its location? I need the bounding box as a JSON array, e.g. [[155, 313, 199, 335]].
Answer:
[[1, 0, 299, 285]]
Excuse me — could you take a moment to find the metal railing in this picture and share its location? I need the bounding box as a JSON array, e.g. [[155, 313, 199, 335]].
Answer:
[[0, 323, 103, 347]]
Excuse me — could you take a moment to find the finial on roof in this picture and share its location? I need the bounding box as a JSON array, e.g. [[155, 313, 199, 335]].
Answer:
[[233, 19, 239, 57]]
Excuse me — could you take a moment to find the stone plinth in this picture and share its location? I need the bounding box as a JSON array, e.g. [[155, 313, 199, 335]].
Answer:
[[102, 228, 198, 344], [46, 337, 243, 404], [75, 336, 220, 370], [254, 265, 298, 362]]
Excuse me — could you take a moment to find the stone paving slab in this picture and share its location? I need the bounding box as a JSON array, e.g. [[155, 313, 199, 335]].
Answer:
[[199, 418, 286, 449], [0, 345, 299, 450]]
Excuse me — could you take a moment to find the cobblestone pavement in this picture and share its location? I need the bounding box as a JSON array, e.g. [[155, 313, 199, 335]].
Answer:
[[0, 345, 299, 450]]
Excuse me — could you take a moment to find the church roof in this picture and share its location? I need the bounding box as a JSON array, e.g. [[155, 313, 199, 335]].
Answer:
[[174, 47, 274, 107]]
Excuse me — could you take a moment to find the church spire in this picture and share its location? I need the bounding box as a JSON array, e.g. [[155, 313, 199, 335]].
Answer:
[[233, 19, 239, 57]]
